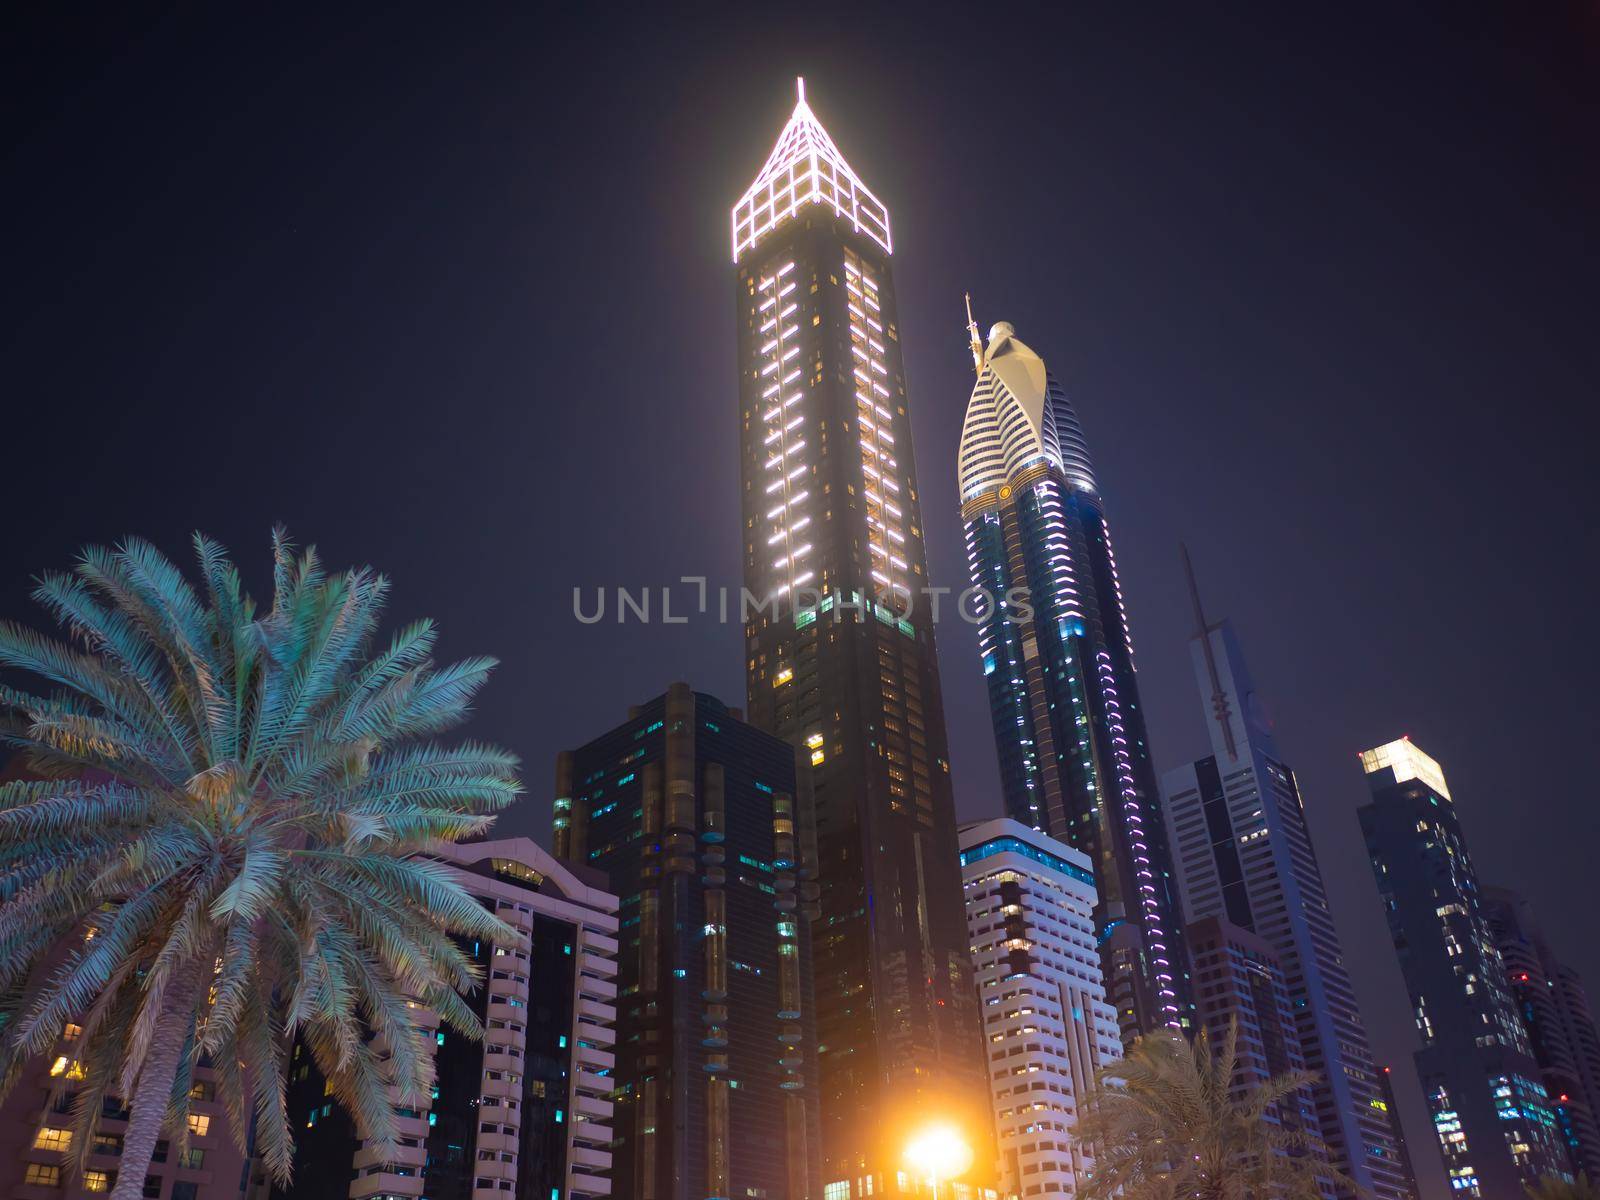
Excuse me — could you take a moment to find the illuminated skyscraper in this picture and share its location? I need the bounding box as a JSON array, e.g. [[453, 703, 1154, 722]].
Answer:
[[1160, 560, 1407, 1199], [959, 818, 1122, 1200], [732, 82, 989, 1197], [554, 685, 822, 1200], [1359, 738, 1569, 1197], [1483, 886, 1600, 1180], [955, 312, 1187, 1041]]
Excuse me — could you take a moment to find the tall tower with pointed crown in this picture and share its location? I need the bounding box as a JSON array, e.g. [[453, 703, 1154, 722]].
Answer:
[[732, 82, 989, 1197]]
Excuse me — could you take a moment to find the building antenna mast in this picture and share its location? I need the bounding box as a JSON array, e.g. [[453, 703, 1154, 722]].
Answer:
[[964, 293, 984, 373], [1183, 543, 1237, 760]]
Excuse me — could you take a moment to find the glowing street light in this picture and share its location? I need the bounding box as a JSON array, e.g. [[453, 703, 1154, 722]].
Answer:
[[903, 1123, 973, 1199]]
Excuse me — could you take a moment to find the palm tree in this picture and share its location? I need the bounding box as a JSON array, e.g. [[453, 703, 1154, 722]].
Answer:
[[0, 531, 521, 1199], [1528, 1175, 1600, 1200], [1076, 1019, 1346, 1200]]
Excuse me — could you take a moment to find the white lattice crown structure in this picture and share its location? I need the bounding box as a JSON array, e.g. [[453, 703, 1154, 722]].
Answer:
[[732, 78, 891, 263]]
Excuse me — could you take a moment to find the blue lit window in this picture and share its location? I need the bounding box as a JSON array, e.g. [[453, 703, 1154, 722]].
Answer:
[[958, 836, 1094, 886]]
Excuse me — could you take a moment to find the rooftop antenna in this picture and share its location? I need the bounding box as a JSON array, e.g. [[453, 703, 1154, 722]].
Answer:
[[1182, 543, 1237, 760], [796, 76, 806, 109], [964, 292, 984, 373]]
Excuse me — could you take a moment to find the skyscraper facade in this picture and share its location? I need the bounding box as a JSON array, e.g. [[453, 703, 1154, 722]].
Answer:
[[958, 818, 1122, 1200], [955, 314, 1186, 1042], [0, 1041, 246, 1200], [732, 84, 988, 1193], [1185, 917, 1322, 1160], [1484, 886, 1600, 1180], [1160, 570, 1407, 1199], [554, 684, 822, 1200], [1359, 738, 1569, 1197], [271, 837, 620, 1200], [1376, 1066, 1421, 1200]]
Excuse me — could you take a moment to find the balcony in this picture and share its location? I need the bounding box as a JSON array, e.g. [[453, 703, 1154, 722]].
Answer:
[[353, 1141, 425, 1172], [574, 1069, 611, 1096], [576, 1042, 615, 1071], [575, 1092, 614, 1120], [476, 1129, 518, 1155], [347, 1170, 424, 1200], [481, 1073, 521, 1101], [583, 932, 620, 957], [577, 996, 616, 1025], [570, 1169, 613, 1197], [579, 952, 616, 979], [571, 1145, 611, 1171], [575, 1019, 611, 1047]]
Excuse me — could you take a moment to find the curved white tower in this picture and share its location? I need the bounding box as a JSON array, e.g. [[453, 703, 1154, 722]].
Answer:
[[958, 311, 1189, 1042], [958, 320, 1097, 502]]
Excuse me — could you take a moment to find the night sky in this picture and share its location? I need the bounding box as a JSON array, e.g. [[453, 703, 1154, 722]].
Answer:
[[4, 7, 1596, 1197]]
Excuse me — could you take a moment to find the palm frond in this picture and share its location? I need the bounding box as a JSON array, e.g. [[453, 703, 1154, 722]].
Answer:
[[0, 531, 519, 1190]]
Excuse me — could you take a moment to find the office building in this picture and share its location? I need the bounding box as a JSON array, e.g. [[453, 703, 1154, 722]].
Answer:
[[1359, 737, 1569, 1196], [1159, 560, 1407, 1198], [554, 684, 822, 1200], [274, 837, 619, 1200], [1185, 917, 1322, 1163], [959, 818, 1121, 1200], [1484, 886, 1600, 1180], [732, 81, 989, 1193]]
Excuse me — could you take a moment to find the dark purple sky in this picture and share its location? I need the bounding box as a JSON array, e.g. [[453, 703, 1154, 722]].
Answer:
[[4, 7, 1596, 1197]]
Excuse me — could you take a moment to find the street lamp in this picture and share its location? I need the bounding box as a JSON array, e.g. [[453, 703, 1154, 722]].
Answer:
[[903, 1123, 972, 1200]]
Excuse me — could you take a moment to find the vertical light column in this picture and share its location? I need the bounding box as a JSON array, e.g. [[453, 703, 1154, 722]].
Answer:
[[757, 261, 814, 600], [1093, 646, 1179, 1026], [845, 250, 907, 606]]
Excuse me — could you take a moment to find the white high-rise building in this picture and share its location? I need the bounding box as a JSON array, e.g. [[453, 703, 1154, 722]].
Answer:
[[959, 818, 1122, 1199]]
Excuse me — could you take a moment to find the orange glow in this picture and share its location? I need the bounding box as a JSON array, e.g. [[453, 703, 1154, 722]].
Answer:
[[904, 1123, 973, 1184]]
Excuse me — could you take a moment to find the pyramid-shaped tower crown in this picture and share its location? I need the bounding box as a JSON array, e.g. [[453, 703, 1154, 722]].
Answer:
[[732, 79, 891, 262]]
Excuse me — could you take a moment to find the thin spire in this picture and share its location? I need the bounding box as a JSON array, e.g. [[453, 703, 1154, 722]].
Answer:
[[1182, 543, 1237, 760], [965, 292, 984, 373], [796, 76, 806, 107]]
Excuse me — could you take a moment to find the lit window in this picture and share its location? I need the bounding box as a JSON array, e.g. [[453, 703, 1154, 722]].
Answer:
[[85, 1170, 113, 1193], [33, 1127, 73, 1152], [24, 1163, 62, 1188], [187, 1114, 210, 1138]]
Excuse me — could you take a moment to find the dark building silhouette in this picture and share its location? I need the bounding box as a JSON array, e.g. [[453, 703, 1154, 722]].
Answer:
[[1160, 564, 1405, 1199], [554, 684, 822, 1200], [1359, 739, 1569, 1197], [730, 82, 989, 1196], [955, 312, 1188, 1043], [1484, 886, 1600, 1180]]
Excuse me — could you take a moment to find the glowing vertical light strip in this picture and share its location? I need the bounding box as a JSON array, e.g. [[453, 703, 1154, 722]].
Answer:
[[757, 262, 808, 597], [1094, 646, 1180, 1025], [847, 252, 907, 607]]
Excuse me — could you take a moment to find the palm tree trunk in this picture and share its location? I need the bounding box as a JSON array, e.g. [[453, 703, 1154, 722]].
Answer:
[[109, 976, 198, 1200]]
